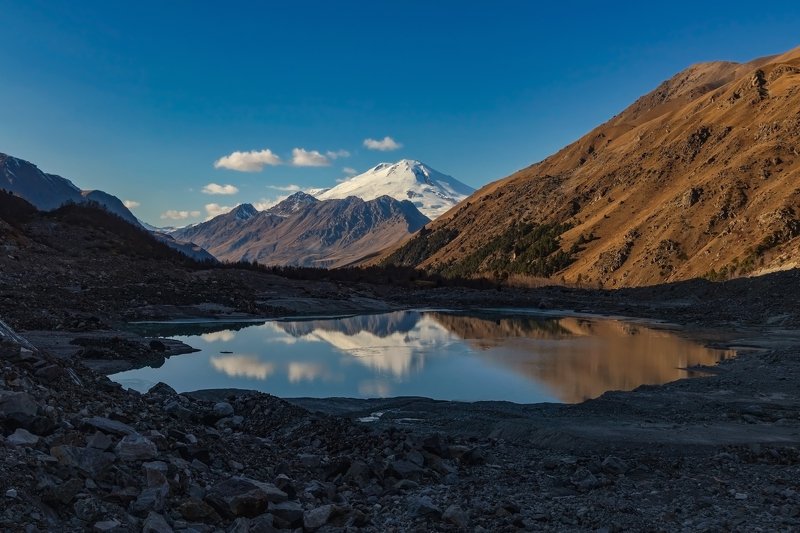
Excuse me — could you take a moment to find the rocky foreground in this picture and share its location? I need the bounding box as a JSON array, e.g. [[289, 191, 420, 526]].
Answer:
[[2, 310, 800, 532]]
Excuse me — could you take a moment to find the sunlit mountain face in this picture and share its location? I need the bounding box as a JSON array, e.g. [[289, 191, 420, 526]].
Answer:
[[112, 311, 734, 403]]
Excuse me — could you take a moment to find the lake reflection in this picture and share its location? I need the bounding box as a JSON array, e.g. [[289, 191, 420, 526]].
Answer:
[[112, 311, 734, 403]]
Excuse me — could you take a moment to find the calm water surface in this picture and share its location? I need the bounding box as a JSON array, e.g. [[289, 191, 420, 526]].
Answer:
[[111, 310, 735, 403]]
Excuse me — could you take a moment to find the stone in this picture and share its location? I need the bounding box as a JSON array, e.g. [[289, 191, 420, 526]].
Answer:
[[115, 433, 158, 461], [443, 504, 469, 528], [164, 401, 193, 420], [143, 461, 169, 487], [205, 477, 288, 518], [298, 453, 321, 468], [601, 456, 629, 475], [410, 496, 442, 519], [6, 428, 39, 446], [132, 483, 169, 514], [270, 501, 304, 529], [142, 511, 173, 533], [571, 468, 602, 490], [50, 445, 116, 477], [177, 499, 221, 523], [74, 497, 103, 522], [47, 478, 84, 505], [86, 431, 114, 451], [5, 488, 18, 499], [304, 504, 334, 530], [0, 391, 38, 419], [34, 364, 64, 382], [93, 519, 122, 532], [83, 416, 136, 436], [389, 459, 423, 479], [212, 402, 234, 418], [147, 382, 177, 397]]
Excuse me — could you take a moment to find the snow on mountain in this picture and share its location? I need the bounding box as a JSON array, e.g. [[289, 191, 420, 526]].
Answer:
[[315, 159, 474, 219]]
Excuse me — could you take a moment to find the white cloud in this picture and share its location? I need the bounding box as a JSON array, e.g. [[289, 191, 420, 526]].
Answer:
[[214, 148, 282, 172], [205, 203, 236, 219], [123, 200, 140, 209], [267, 184, 302, 192], [253, 198, 282, 211], [202, 183, 239, 195], [326, 149, 350, 160], [210, 355, 275, 380], [160, 209, 200, 220], [342, 167, 357, 175], [291, 148, 330, 167], [201, 330, 236, 343], [363, 136, 402, 151]]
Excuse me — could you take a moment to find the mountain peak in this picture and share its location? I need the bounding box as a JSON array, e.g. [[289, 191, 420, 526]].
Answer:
[[316, 159, 474, 219], [230, 203, 258, 220], [267, 190, 319, 217]]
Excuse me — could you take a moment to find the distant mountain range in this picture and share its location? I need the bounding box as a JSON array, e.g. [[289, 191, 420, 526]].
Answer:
[[0, 153, 214, 262], [314, 159, 474, 219], [171, 192, 428, 268], [383, 46, 800, 286]]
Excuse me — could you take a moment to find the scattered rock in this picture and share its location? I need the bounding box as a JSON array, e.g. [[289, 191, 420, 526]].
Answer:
[[115, 433, 158, 461], [304, 504, 334, 530], [443, 504, 469, 528], [142, 511, 173, 533], [6, 428, 39, 446]]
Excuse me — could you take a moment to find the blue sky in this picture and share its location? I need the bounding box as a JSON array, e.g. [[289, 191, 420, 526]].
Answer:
[[1, 1, 798, 225]]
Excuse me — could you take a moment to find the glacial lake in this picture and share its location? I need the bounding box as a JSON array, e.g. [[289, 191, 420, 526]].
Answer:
[[111, 310, 735, 404]]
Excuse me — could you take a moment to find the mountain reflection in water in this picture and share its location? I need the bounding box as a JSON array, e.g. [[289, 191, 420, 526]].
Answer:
[[112, 311, 734, 403]]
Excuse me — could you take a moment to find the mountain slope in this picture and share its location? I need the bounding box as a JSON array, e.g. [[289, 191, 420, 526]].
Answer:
[[0, 153, 140, 223], [384, 46, 800, 286], [172, 193, 429, 268], [1, 152, 215, 261], [316, 160, 474, 219]]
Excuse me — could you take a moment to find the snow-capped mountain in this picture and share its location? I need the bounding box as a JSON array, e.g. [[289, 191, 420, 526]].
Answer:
[[315, 159, 474, 219]]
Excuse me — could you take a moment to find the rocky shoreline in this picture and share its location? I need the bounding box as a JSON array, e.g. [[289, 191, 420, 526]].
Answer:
[[2, 288, 800, 531]]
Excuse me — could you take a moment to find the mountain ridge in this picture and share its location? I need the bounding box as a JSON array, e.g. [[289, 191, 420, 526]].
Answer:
[[172, 192, 430, 268], [382, 46, 800, 286]]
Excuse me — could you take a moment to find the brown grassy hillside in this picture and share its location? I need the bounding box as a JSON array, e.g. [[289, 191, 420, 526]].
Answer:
[[383, 46, 800, 287]]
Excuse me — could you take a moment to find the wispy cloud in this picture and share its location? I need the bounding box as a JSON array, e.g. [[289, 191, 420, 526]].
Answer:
[[160, 209, 200, 220], [291, 148, 330, 167], [267, 184, 302, 192], [363, 136, 402, 151], [123, 200, 140, 209], [326, 149, 350, 160], [342, 167, 357, 175], [202, 183, 239, 195], [214, 149, 282, 172], [205, 203, 236, 219]]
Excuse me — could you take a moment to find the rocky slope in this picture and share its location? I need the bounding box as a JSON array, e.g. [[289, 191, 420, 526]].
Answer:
[[315, 160, 474, 219], [172, 193, 429, 268], [383, 46, 800, 287]]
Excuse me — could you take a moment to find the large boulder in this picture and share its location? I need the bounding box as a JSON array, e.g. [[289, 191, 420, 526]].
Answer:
[[205, 477, 288, 518]]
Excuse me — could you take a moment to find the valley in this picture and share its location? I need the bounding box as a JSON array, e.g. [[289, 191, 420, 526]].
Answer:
[[2, 35, 800, 532]]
